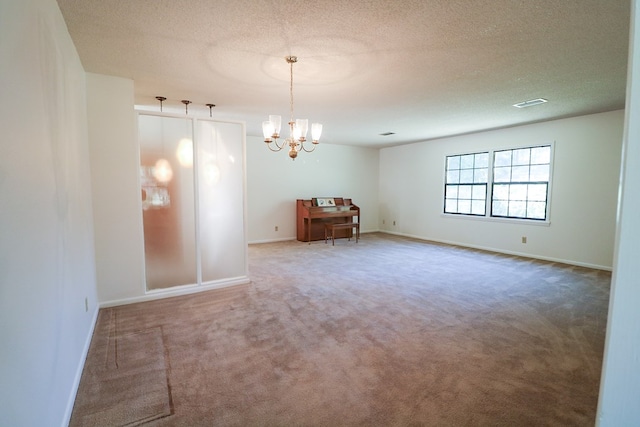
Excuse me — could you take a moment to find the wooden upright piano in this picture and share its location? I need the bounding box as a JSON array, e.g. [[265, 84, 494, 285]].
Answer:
[[296, 198, 360, 242]]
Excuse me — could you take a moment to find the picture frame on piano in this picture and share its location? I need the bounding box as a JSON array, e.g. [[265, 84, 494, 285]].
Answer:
[[315, 197, 335, 207]]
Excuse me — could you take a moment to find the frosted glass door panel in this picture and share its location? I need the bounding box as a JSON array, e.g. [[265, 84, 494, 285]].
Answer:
[[139, 115, 197, 290], [197, 121, 246, 283]]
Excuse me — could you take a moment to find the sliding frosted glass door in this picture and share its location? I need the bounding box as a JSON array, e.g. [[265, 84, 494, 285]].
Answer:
[[197, 121, 246, 283], [139, 113, 246, 291], [139, 115, 196, 290]]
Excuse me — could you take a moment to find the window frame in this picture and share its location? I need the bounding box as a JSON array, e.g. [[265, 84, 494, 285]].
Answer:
[[442, 143, 554, 224], [443, 151, 489, 217]]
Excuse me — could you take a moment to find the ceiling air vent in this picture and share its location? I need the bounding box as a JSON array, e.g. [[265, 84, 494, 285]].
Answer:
[[513, 98, 548, 108], [379, 132, 396, 136]]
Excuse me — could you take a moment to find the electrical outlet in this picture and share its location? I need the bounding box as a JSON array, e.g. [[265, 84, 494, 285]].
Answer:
[[522, 236, 527, 244], [275, 226, 278, 232], [393, 221, 396, 226], [382, 219, 385, 225], [85, 297, 88, 312]]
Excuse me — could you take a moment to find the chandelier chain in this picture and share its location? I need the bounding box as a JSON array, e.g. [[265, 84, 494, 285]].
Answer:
[[289, 59, 295, 123]]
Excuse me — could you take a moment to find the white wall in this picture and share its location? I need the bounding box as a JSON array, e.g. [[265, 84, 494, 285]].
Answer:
[[0, 1, 98, 426], [598, 0, 640, 424], [246, 135, 379, 243], [86, 73, 147, 304], [379, 110, 624, 269]]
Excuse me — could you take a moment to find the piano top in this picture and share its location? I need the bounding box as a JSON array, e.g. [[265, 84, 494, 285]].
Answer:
[[298, 200, 359, 218]]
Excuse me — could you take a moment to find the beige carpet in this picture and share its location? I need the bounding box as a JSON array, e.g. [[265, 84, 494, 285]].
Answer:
[[70, 233, 610, 426], [72, 310, 173, 425]]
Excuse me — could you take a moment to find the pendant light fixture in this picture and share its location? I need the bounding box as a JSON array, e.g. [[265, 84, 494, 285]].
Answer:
[[262, 55, 322, 160], [152, 96, 173, 183], [176, 100, 194, 167], [206, 103, 216, 117], [155, 96, 166, 112]]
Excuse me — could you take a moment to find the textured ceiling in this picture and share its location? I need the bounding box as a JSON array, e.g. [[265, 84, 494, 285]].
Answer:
[[56, 0, 630, 148]]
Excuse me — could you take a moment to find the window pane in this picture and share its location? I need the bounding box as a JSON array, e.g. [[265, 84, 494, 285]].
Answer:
[[447, 170, 459, 184], [474, 168, 488, 183], [459, 185, 472, 199], [531, 146, 551, 164], [492, 201, 508, 216], [447, 156, 460, 169], [471, 184, 486, 200], [509, 201, 527, 217], [445, 199, 458, 213], [512, 148, 530, 165], [528, 184, 547, 201], [494, 166, 511, 182], [460, 154, 474, 169], [471, 200, 486, 215], [528, 202, 547, 219], [460, 169, 473, 183], [458, 199, 471, 214], [511, 165, 530, 182], [445, 185, 458, 198], [530, 164, 549, 181], [494, 150, 512, 167], [475, 152, 489, 167], [510, 184, 528, 200], [493, 184, 509, 200]]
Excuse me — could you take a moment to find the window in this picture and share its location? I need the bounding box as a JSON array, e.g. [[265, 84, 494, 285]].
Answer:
[[444, 152, 489, 216], [444, 144, 552, 221], [491, 145, 551, 220]]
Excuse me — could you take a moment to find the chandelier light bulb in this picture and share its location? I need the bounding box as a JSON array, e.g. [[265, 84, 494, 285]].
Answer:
[[292, 123, 302, 141], [296, 119, 309, 141], [311, 123, 323, 143], [269, 115, 281, 138], [262, 121, 274, 142]]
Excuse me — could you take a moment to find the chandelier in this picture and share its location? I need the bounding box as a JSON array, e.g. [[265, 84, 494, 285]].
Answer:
[[262, 55, 322, 160]]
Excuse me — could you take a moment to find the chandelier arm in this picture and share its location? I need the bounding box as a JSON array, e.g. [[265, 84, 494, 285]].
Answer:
[[265, 141, 285, 152], [275, 137, 288, 150], [299, 141, 317, 153]]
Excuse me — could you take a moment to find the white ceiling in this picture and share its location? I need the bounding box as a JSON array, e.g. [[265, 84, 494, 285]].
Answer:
[[56, 0, 630, 148]]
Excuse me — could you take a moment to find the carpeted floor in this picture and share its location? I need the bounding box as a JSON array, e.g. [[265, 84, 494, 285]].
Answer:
[[70, 233, 610, 426]]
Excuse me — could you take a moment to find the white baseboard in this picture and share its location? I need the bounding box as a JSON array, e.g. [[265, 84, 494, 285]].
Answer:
[[249, 230, 377, 245], [248, 237, 296, 244], [99, 276, 250, 308], [62, 304, 100, 427], [381, 231, 612, 271]]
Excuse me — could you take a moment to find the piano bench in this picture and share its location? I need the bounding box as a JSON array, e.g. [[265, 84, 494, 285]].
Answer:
[[325, 222, 360, 246]]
